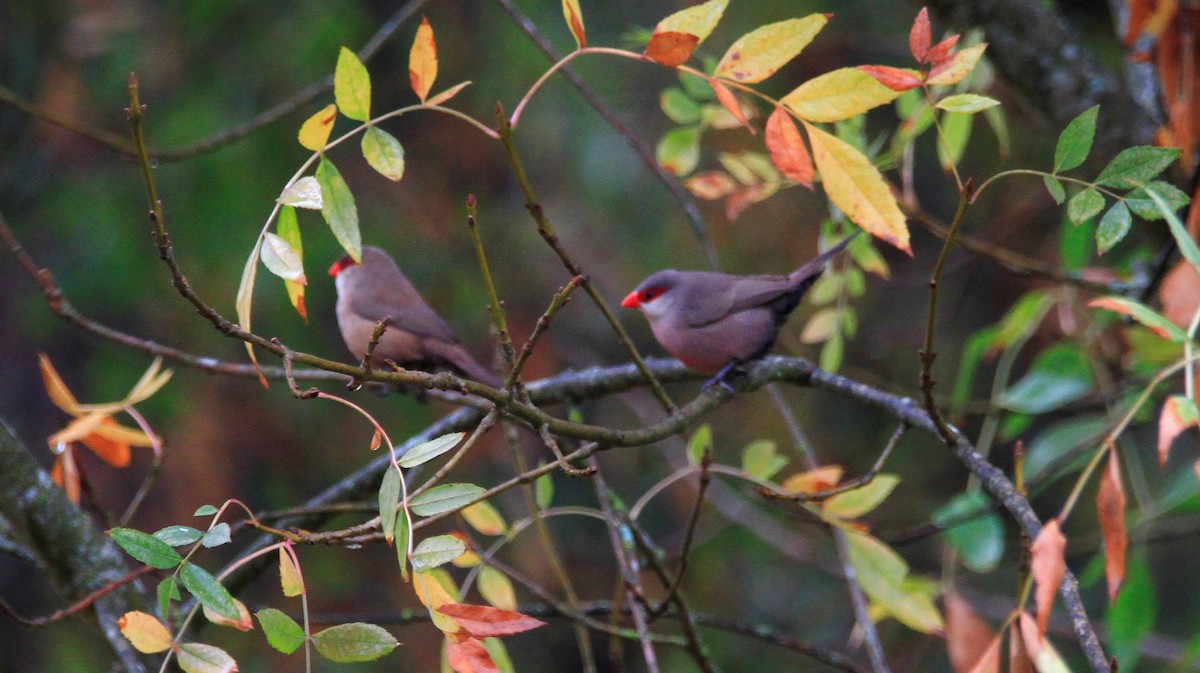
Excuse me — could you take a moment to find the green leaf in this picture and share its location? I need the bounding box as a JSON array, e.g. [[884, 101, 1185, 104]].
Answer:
[[1043, 175, 1065, 204], [1067, 187, 1104, 225], [951, 326, 999, 413], [362, 127, 405, 181], [999, 342, 1094, 414], [316, 157, 361, 262], [379, 467, 401, 543], [932, 491, 1004, 573], [1061, 208, 1094, 272], [1096, 201, 1132, 254], [1124, 181, 1189, 220], [157, 577, 181, 619], [1095, 146, 1179, 188], [178, 562, 240, 622], [1025, 415, 1108, 482], [686, 424, 712, 466], [194, 505, 218, 516], [312, 622, 398, 662], [823, 474, 900, 519], [411, 534, 466, 571], [110, 528, 183, 569], [394, 509, 410, 581], [399, 432, 465, 468], [992, 290, 1055, 351], [200, 523, 231, 548], [661, 88, 701, 124], [934, 93, 1000, 113], [1089, 296, 1190, 342], [819, 332, 844, 372], [153, 525, 203, 547], [257, 608, 306, 654], [741, 439, 787, 480], [1054, 105, 1098, 172], [535, 468, 554, 509], [936, 110, 972, 171], [409, 483, 485, 517], [1108, 552, 1156, 672], [335, 46, 371, 122], [845, 531, 944, 634], [657, 126, 701, 176], [1143, 182, 1200, 273]]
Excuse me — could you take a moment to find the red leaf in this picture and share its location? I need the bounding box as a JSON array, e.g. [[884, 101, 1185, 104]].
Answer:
[[765, 107, 814, 188], [436, 603, 547, 638], [710, 79, 753, 133], [684, 171, 738, 200], [926, 33, 960, 66], [910, 7, 932, 62], [857, 65, 924, 92], [1160, 259, 1200, 329], [1030, 519, 1066, 637], [644, 31, 700, 68], [1159, 395, 1200, 466], [80, 418, 132, 467], [1097, 452, 1127, 602], [446, 636, 496, 673], [944, 591, 998, 673]]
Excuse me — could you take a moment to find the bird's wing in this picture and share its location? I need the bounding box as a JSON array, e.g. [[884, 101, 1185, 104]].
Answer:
[[348, 290, 462, 344], [682, 273, 793, 327]]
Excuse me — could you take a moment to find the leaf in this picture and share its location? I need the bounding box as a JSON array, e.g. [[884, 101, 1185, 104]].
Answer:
[[177, 642, 237, 673], [714, 14, 828, 83], [765, 107, 814, 187], [686, 171, 738, 199], [410, 17, 438, 103], [910, 8, 932, 61], [661, 87, 701, 124], [643, 31, 700, 67], [157, 577, 180, 618], [1124, 181, 1190, 220], [380, 467, 401, 543], [279, 547, 304, 597], [781, 465, 843, 494], [479, 566, 517, 611], [410, 483, 485, 517], [1030, 519, 1066, 636], [1094, 146, 1179, 188], [927, 43, 988, 86], [1107, 552, 1156, 671], [1018, 613, 1071, 673], [998, 342, 1094, 414], [276, 205, 307, 320], [1159, 395, 1200, 466], [935, 94, 1000, 113], [179, 562, 240, 622], [1144, 180, 1200, 272], [857, 65, 923, 92], [800, 307, 841, 343], [561, 0, 585, 49], [845, 531, 944, 633], [38, 353, 80, 413], [200, 523, 231, 548], [1095, 201, 1132, 254], [235, 239, 266, 387], [395, 511, 410, 581], [926, 34, 961, 66], [312, 622, 398, 662], [362, 127, 406, 181], [261, 232, 306, 283], [462, 501, 507, 536], [937, 109, 972, 171], [413, 569, 461, 633], [653, 0, 728, 45], [336, 46, 371, 121], [400, 433, 466, 468], [110, 528, 184, 569], [740, 439, 786, 480], [1088, 296, 1189, 341], [80, 418, 132, 467], [822, 474, 900, 519], [783, 67, 903, 123], [1066, 187, 1103, 225], [203, 597, 252, 631], [1054, 105, 1098, 173], [447, 637, 496, 673], [412, 534, 468, 571], [427, 81, 473, 107], [119, 611, 173, 654], [1042, 175, 1065, 204], [709, 79, 752, 132], [257, 608, 306, 654], [1097, 452, 1127, 602], [803, 122, 910, 253], [686, 424, 712, 466], [656, 126, 701, 175], [932, 491, 1004, 573], [944, 592, 999, 673], [298, 103, 338, 152], [316, 156, 361, 262], [437, 603, 546, 638]]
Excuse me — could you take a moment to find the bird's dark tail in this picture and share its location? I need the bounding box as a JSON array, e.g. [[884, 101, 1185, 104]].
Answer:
[[787, 231, 859, 290]]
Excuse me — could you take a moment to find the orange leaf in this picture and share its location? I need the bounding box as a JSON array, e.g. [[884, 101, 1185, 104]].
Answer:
[[926, 34, 961, 66], [710, 79, 753, 133], [910, 8, 932, 62], [1030, 519, 1066, 637], [410, 16, 438, 103], [80, 418, 131, 467], [644, 31, 700, 68], [857, 65, 924, 92], [782, 465, 844, 494], [52, 448, 81, 505], [1097, 452, 1127, 602], [765, 107, 814, 187], [944, 590, 998, 673], [1159, 395, 1200, 466], [927, 43, 987, 86], [38, 353, 80, 413], [685, 171, 738, 200], [436, 603, 547, 638], [446, 636, 496, 673], [562, 0, 586, 49], [286, 280, 308, 321], [1160, 259, 1200, 329], [1009, 621, 1032, 673], [724, 184, 775, 220]]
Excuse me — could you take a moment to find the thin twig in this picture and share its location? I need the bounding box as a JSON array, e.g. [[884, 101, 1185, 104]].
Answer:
[[760, 423, 909, 502], [0, 565, 156, 627]]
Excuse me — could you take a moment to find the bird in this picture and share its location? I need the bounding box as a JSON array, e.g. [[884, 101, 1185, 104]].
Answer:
[[329, 246, 502, 388], [621, 234, 856, 384]]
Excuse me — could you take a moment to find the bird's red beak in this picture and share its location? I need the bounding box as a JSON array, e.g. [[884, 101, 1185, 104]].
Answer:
[[620, 290, 641, 308], [328, 256, 358, 278]]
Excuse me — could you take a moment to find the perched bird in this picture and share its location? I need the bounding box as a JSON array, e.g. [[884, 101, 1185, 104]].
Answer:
[[329, 246, 502, 388], [621, 235, 856, 382]]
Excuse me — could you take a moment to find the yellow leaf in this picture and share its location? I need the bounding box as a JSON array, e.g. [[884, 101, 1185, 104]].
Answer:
[[426, 81, 473, 107], [803, 122, 910, 254], [654, 0, 729, 44], [38, 353, 80, 413], [415, 569, 463, 635], [119, 611, 174, 653], [279, 547, 305, 597], [410, 17, 438, 103], [92, 418, 154, 447], [781, 465, 843, 494], [562, 0, 586, 49], [927, 44, 988, 86], [298, 103, 337, 152], [822, 474, 900, 519], [478, 566, 517, 611], [204, 597, 253, 631], [782, 67, 902, 123], [715, 14, 828, 83], [461, 501, 507, 536], [49, 411, 108, 446], [236, 239, 268, 388]]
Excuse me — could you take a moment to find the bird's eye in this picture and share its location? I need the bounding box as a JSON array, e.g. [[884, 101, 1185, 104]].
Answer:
[[641, 288, 663, 303]]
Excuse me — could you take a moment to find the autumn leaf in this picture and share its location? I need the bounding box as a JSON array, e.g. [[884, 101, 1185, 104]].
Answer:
[[927, 43, 988, 86], [926, 34, 961, 66], [39, 352, 80, 413], [653, 0, 728, 45], [119, 611, 174, 654], [1159, 395, 1200, 466], [765, 107, 814, 187], [426, 81, 473, 107], [276, 206, 307, 320], [446, 636, 496, 673], [279, 547, 305, 597], [709, 79, 752, 132], [410, 17, 437, 103], [437, 603, 547, 638], [1097, 452, 1127, 602], [203, 597, 253, 631], [783, 67, 903, 122], [51, 445, 80, 504], [414, 570, 464, 635], [944, 591, 998, 673], [909, 8, 932, 62], [1018, 612, 1070, 673], [1030, 519, 1066, 636], [714, 14, 829, 83], [644, 32, 700, 67], [781, 465, 843, 494], [857, 65, 923, 92], [684, 171, 738, 200], [79, 418, 132, 467], [1088, 296, 1189, 341], [561, 0, 586, 49], [298, 103, 337, 151]]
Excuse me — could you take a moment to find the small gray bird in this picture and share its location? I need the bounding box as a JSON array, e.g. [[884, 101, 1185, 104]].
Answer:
[[621, 235, 856, 381], [329, 246, 501, 387]]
